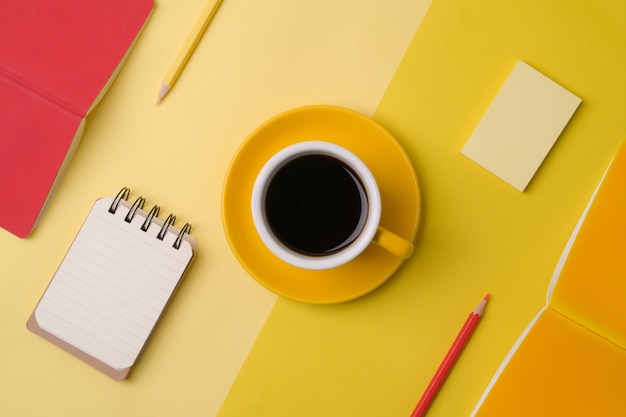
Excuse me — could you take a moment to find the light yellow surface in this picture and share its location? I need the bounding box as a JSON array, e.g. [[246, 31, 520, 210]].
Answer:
[[461, 61, 581, 191], [217, 1, 626, 416], [0, 0, 429, 416]]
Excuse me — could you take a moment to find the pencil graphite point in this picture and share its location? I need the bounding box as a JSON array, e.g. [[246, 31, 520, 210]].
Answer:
[[474, 293, 490, 316], [156, 83, 171, 104]]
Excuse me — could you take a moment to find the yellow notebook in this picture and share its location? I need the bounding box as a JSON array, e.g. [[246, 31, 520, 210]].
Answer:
[[472, 142, 626, 416], [27, 188, 197, 380]]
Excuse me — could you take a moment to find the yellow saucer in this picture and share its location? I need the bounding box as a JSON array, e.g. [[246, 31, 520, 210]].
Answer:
[[222, 105, 420, 304]]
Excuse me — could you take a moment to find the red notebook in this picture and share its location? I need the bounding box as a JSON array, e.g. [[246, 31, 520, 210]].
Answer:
[[0, 0, 153, 238]]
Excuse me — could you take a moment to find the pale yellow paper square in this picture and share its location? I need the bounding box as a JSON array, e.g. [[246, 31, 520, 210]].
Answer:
[[461, 61, 581, 191]]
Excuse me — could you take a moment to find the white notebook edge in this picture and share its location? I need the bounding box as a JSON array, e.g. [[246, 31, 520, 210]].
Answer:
[[27, 192, 197, 381], [469, 307, 547, 417], [27, 311, 132, 380], [545, 162, 609, 303]]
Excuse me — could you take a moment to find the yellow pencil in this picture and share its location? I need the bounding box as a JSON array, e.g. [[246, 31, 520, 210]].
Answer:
[[157, 0, 223, 103]]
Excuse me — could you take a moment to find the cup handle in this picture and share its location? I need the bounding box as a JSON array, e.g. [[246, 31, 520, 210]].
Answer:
[[372, 227, 414, 259]]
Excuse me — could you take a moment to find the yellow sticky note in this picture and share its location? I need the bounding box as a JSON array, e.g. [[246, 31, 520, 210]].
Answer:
[[461, 61, 581, 191]]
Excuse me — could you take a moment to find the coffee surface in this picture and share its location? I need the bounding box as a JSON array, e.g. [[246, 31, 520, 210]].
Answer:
[[265, 154, 368, 256]]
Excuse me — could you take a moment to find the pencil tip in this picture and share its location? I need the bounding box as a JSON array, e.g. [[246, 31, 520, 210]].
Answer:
[[156, 83, 170, 104], [473, 294, 490, 315]]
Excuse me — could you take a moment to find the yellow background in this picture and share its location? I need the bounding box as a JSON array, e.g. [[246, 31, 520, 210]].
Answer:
[[2, 0, 626, 416], [218, 0, 626, 416], [0, 0, 428, 416]]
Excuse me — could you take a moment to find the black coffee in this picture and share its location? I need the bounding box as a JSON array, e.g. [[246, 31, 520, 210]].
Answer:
[[265, 154, 368, 256]]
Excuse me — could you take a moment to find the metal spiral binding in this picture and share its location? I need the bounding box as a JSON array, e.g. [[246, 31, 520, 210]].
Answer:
[[109, 188, 191, 250], [157, 214, 176, 241], [174, 223, 192, 249], [109, 187, 130, 214], [141, 205, 160, 232], [125, 196, 145, 223]]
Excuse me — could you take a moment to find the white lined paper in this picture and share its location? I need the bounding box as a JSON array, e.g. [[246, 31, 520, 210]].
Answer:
[[35, 197, 194, 370]]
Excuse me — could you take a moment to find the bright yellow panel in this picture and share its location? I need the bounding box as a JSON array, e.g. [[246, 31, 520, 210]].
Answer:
[[476, 308, 626, 417], [550, 140, 626, 348], [218, 1, 626, 416]]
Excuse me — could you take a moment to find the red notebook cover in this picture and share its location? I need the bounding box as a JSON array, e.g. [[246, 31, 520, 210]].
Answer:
[[0, 0, 153, 238]]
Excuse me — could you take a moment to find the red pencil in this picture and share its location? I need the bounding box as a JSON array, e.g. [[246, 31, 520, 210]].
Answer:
[[410, 294, 490, 417]]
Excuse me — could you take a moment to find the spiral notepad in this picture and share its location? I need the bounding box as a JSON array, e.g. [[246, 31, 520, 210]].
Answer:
[[27, 188, 197, 380]]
